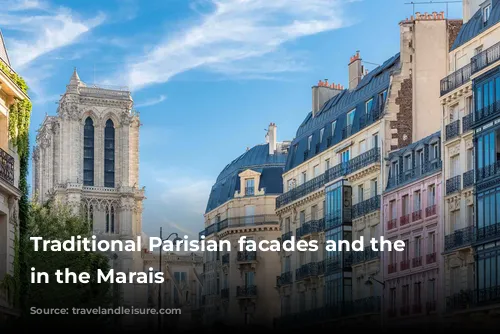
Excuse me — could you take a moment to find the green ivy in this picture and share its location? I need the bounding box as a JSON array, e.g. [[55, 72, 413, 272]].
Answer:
[[0, 60, 32, 310]]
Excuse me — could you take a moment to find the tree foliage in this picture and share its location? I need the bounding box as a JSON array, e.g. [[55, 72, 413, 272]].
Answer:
[[21, 202, 114, 329]]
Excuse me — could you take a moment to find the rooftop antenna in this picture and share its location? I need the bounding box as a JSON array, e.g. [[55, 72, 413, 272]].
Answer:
[[404, 1, 461, 18]]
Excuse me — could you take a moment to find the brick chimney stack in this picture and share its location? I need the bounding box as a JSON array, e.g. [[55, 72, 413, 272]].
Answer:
[[311, 80, 343, 117], [348, 51, 363, 90]]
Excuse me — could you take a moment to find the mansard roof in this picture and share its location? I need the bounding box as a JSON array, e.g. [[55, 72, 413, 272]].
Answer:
[[451, 0, 500, 51], [285, 53, 400, 172], [205, 143, 287, 213]]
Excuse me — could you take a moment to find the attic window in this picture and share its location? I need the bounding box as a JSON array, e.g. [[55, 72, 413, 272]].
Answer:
[[483, 3, 491, 25]]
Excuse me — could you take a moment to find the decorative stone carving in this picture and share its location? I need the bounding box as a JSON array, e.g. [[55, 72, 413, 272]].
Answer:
[[465, 140, 473, 149], [449, 144, 460, 156]]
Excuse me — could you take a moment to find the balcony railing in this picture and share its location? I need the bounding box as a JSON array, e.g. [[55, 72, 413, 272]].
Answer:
[[447, 285, 500, 312], [352, 245, 380, 265], [222, 253, 229, 265], [276, 148, 380, 208], [296, 218, 325, 239], [476, 222, 500, 243], [412, 209, 422, 222], [462, 113, 473, 133], [236, 285, 257, 298], [471, 40, 500, 75], [463, 170, 474, 188], [387, 219, 397, 231], [426, 252, 437, 264], [446, 175, 461, 195], [444, 225, 474, 251], [472, 100, 500, 129], [412, 256, 422, 268], [440, 62, 472, 96], [388, 263, 397, 274], [0, 148, 15, 186], [425, 204, 436, 217], [400, 259, 410, 271], [199, 214, 279, 238], [359, 106, 384, 130], [324, 253, 353, 275], [476, 160, 500, 183], [295, 261, 324, 281], [276, 271, 293, 287], [342, 125, 353, 139], [400, 214, 410, 227], [352, 195, 380, 219], [445, 119, 460, 141], [237, 250, 256, 262], [245, 186, 254, 196], [281, 231, 293, 242], [386, 160, 442, 191], [221, 288, 229, 299]]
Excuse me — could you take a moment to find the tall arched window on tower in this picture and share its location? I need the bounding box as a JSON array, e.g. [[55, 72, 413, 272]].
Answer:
[[104, 119, 115, 188], [83, 117, 94, 186]]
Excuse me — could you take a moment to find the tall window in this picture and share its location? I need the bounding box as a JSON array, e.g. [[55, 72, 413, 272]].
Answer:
[[83, 117, 94, 186], [483, 4, 491, 24], [105, 204, 116, 233], [104, 119, 115, 187]]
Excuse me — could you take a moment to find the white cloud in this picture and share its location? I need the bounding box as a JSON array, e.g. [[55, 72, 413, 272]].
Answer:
[[135, 94, 167, 108], [116, 0, 349, 90], [0, 4, 105, 69]]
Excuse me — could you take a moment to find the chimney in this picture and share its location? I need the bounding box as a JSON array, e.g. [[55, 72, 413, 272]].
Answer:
[[268, 123, 277, 155], [348, 51, 363, 90], [463, 0, 484, 24], [312, 80, 343, 117]]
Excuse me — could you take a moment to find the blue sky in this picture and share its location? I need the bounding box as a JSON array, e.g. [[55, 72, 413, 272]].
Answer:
[[1, 0, 462, 239]]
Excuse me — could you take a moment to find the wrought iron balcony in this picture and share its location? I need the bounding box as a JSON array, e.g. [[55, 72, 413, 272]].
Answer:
[[324, 253, 353, 275], [245, 186, 254, 196], [440, 62, 472, 96], [412, 209, 422, 221], [400, 259, 410, 271], [400, 214, 410, 227], [425, 204, 436, 217], [199, 214, 279, 238], [387, 218, 397, 231], [473, 100, 500, 129], [412, 256, 422, 268], [476, 222, 500, 243], [221, 288, 229, 300], [445, 119, 460, 141], [463, 169, 474, 188], [462, 113, 473, 133], [276, 271, 293, 287], [444, 225, 474, 251], [236, 285, 257, 299], [352, 195, 380, 219], [237, 250, 256, 262], [0, 148, 14, 186], [295, 261, 324, 281], [476, 160, 500, 183], [352, 245, 380, 264], [281, 231, 293, 242], [426, 252, 437, 264], [222, 253, 229, 265], [276, 148, 380, 208], [446, 175, 461, 195], [359, 106, 384, 130], [471, 40, 500, 75], [388, 263, 397, 274], [296, 218, 325, 239], [386, 160, 442, 191]]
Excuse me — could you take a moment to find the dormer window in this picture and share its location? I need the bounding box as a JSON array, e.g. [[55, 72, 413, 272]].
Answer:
[[347, 109, 355, 127], [365, 98, 373, 115], [432, 143, 439, 160], [379, 90, 387, 109], [483, 3, 491, 25], [245, 178, 255, 196], [331, 121, 337, 136], [404, 154, 412, 172], [320, 128, 325, 143], [307, 135, 312, 151]]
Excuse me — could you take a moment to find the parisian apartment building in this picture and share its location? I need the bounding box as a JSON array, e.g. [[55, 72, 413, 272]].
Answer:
[[0, 30, 30, 322]]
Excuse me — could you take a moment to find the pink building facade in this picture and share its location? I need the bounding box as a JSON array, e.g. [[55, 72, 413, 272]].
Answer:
[[382, 131, 444, 322]]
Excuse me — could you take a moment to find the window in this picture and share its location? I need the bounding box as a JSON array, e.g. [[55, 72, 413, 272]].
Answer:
[[287, 179, 295, 191], [308, 135, 312, 151], [428, 184, 436, 206], [402, 240, 409, 261], [300, 210, 306, 225], [415, 236, 421, 257], [359, 140, 366, 154], [379, 90, 387, 109], [340, 150, 350, 164], [244, 205, 255, 225], [414, 190, 421, 211], [285, 217, 291, 232], [390, 288, 397, 310], [450, 155, 460, 177], [372, 133, 379, 149], [104, 119, 115, 188], [449, 104, 458, 122], [402, 285, 410, 307], [245, 178, 255, 196], [365, 98, 373, 115], [483, 4, 491, 24], [475, 45, 483, 56], [83, 117, 95, 186], [418, 150, 424, 174], [320, 128, 325, 143], [325, 159, 330, 171], [467, 205, 474, 226], [404, 155, 411, 171], [311, 205, 318, 220], [371, 178, 378, 197], [450, 209, 460, 232], [313, 165, 320, 178], [105, 204, 116, 233], [391, 161, 399, 180], [466, 148, 474, 171], [331, 121, 336, 136], [347, 109, 355, 127], [244, 271, 254, 287], [358, 184, 364, 203], [427, 279, 436, 304], [390, 200, 397, 220], [428, 232, 436, 254], [301, 171, 307, 184], [465, 96, 473, 115], [402, 195, 409, 216], [414, 282, 422, 306], [431, 143, 439, 160]]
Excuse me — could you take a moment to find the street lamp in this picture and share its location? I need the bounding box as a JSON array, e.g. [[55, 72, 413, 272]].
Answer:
[[158, 227, 183, 331], [365, 275, 385, 331]]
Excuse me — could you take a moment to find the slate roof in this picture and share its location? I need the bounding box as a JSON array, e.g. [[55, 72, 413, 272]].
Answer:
[[285, 53, 400, 172], [451, 0, 500, 51], [205, 144, 287, 213]]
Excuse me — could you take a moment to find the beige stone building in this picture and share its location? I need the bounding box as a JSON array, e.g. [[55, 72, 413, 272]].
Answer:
[[32, 69, 148, 327], [274, 12, 460, 330], [0, 30, 29, 321], [199, 123, 290, 327]]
